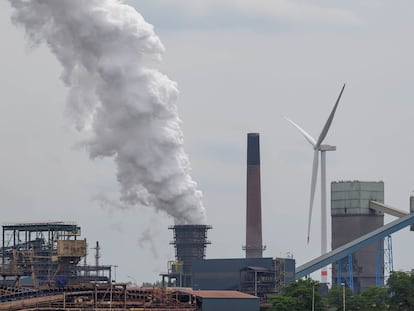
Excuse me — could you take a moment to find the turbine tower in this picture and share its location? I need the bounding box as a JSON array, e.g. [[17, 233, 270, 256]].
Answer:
[[285, 84, 345, 284]]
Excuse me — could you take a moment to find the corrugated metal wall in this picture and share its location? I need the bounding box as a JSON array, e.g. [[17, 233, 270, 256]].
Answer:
[[201, 298, 259, 311], [192, 258, 273, 290], [331, 181, 384, 215]]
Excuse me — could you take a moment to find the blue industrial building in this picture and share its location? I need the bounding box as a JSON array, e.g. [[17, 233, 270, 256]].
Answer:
[[192, 290, 259, 311], [192, 257, 295, 297]]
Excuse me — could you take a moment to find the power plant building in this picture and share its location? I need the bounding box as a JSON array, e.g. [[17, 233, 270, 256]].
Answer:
[[192, 257, 295, 297], [162, 224, 211, 288], [331, 181, 384, 293], [186, 133, 297, 298]]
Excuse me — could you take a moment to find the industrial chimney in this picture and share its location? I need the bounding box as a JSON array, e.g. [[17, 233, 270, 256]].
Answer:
[[169, 224, 211, 287], [244, 133, 265, 258]]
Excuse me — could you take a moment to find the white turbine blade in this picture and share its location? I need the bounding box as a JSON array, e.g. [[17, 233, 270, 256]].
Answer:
[[307, 150, 319, 244], [284, 117, 316, 147], [315, 83, 346, 147]]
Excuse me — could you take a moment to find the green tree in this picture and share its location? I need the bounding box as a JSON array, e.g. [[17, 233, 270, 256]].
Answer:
[[387, 270, 414, 310], [327, 284, 358, 310], [357, 286, 389, 310], [269, 295, 297, 311], [269, 278, 324, 311]]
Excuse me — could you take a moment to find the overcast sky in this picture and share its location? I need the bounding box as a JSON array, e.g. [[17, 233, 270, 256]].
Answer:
[[1, 0, 414, 284]]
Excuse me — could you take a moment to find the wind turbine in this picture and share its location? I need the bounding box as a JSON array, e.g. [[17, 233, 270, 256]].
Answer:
[[285, 84, 345, 284]]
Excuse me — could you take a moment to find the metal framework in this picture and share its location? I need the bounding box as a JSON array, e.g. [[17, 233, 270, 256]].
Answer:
[[376, 239, 383, 286], [336, 254, 354, 292], [0, 222, 111, 287], [384, 235, 394, 281], [0, 283, 197, 310], [240, 267, 275, 297]]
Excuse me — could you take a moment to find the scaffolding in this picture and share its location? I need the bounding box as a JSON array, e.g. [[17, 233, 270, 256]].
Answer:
[[240, 266, 275, 297], [274, 257, 295, 294], [335, 254, 354, 292], [0, 222, 111, 287]]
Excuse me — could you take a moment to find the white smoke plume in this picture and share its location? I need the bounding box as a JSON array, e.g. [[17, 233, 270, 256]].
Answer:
[[9, 0, 206, 225]]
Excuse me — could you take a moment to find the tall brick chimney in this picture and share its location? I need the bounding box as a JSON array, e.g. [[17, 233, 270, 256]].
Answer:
[[244, 133, 264, 258]]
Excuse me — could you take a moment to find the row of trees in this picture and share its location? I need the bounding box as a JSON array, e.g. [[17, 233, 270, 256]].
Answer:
[[269, 270, 414, 310]]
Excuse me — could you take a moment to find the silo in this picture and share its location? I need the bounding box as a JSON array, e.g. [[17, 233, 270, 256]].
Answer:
[[331, 181, 384, 293]]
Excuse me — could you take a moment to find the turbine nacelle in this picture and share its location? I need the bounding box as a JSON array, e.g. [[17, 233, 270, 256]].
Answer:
[[318, 145, 336, 152]]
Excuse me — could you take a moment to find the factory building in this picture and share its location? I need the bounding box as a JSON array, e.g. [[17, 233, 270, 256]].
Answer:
[[192, 257, 295, 297], [190, 290, 260, 311], [161, 224, 211, 288], [331, 181, 384, 293], [162, 133, 295, 299], [162, 224, 295, 298], [0, 222, 112, 287]]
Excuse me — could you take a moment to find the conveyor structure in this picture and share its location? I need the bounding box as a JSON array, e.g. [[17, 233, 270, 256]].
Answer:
[[296, 212, 414, 279], [369, 201, 408, 218]]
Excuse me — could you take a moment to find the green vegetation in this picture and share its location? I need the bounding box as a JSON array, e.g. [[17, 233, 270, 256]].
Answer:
[[269, 279, 324, 310], [269, 270, 414, 310]]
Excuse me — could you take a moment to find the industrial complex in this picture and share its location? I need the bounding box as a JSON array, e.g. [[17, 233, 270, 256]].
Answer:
[[0, 133, 414, 310], [4, 0, 414, 308]]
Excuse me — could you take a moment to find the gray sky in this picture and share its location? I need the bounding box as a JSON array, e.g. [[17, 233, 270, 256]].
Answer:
[[1, 0, 414, 284]]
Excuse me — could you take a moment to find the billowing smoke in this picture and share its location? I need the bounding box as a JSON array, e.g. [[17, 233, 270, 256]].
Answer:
[[9, 0, 206, 225]]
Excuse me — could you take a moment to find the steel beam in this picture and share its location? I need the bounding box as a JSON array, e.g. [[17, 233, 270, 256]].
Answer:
[[295, 212, 414, 279], [369, 201, 408, 218]]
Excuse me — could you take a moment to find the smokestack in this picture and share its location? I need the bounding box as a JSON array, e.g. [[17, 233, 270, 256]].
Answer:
[[170, 224, 211, 287], [244, 133, 265, 258]]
